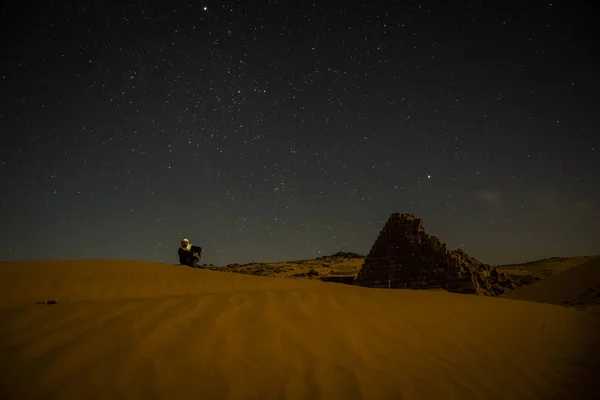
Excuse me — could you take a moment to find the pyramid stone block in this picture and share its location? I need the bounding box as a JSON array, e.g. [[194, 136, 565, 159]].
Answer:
[[355, 213, 519, 295]]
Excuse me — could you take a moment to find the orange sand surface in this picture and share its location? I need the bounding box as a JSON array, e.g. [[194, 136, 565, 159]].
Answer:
[[1, 260, 599, 399], [500, 256, 600, 309]]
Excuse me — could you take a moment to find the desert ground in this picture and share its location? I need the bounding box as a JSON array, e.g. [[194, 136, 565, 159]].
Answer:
[[202, 252, 365, 280], [498, 256, 600, 310], [1, 257, 599, 399], [201, 253, 593, 281], [205, 254, 598, 303]]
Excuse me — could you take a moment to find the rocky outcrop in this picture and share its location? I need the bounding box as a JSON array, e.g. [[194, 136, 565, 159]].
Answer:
[[315, 252, 364, 260], [355, 213, 520, 296]]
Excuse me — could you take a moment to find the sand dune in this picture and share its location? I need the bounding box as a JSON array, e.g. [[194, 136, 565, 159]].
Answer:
[[500, 256, 600, 309], [1, 260, 599, 399]]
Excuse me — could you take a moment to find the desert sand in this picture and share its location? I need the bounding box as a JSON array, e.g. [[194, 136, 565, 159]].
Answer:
[[500, 256, 600, 310], [1, 259, 599, 399]]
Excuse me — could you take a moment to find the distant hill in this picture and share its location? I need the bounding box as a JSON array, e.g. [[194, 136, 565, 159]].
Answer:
[[495, 256, 592, 286], [499, 256, 600, 311], [496, 256, 590, 278]]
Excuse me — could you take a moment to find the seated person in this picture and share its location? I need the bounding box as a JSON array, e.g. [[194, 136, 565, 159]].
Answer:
[[178, 238, 202, 267]]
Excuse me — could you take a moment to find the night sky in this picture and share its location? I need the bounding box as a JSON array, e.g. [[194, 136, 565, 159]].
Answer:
[[2, 1, 598, 266]]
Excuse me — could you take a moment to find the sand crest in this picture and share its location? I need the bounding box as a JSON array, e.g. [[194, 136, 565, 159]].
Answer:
[[1, 260, 599, 399], [500, 256, 600, 310]]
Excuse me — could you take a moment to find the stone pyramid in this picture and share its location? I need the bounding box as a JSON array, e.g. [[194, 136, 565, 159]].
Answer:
[[355, 213, 519, 295]]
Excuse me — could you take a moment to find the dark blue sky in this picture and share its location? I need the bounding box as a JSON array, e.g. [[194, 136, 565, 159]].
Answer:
[[1, 1, 598, 265]]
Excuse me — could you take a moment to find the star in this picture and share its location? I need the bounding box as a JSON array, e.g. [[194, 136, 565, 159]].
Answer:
[[0, 0, 597, 267]]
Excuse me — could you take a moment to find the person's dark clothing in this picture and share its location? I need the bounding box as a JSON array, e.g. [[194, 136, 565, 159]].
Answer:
[[178, 245, 202, 267]]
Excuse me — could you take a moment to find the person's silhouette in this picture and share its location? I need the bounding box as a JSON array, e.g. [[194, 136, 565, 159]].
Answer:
[[178, 238, 202, 267]]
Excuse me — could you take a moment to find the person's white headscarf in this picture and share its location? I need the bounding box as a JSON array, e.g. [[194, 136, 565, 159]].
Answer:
[[181, 238, 191, 251]]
